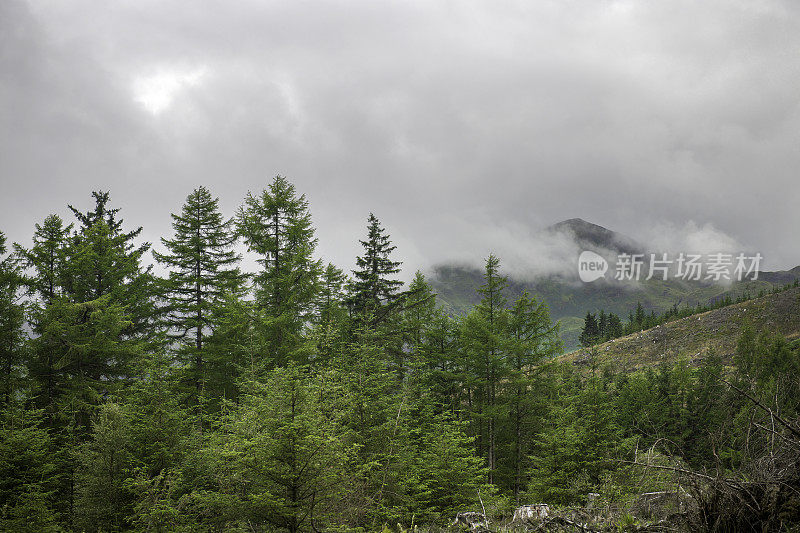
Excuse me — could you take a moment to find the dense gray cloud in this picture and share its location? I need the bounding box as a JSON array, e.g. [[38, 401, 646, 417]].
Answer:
[[2, 0, 799, 279]]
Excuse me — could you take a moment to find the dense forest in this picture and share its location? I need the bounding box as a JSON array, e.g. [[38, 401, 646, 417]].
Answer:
[[0, 176, 798, 531]]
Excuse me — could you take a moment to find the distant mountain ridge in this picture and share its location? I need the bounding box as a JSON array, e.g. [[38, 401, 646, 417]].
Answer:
[[544, 218, 644, 257], [428, 219, 800, 351]]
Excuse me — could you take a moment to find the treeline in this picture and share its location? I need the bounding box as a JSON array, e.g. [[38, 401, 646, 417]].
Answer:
[[0, 177, 565, 531], [579, 280, 800, 347], [1, 177, 799, 531]]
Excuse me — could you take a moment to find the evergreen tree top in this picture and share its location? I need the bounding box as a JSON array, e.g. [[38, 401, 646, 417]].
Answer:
[[350, 213, 403, 312], [476, 253, 508, 315], [69, 191, 142, 242]]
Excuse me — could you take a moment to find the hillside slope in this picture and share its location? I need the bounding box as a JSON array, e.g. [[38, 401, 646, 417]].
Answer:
[[428, 218, 800, 350], [558, 286, 800, 371]]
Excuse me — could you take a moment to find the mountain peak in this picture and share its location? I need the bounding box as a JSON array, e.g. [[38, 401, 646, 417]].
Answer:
[[548, 217, 608, 234], [545, 218, 643, 255]]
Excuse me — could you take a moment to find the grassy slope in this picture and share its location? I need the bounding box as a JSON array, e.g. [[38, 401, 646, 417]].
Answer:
[[558, 286, 800, 372], [429, 263, 794, 350]]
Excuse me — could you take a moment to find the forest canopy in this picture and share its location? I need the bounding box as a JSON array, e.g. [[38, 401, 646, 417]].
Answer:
[[0, 178, 798, 532]]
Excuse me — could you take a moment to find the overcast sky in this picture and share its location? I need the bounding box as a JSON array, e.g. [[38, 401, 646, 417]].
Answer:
[[2, 0, 799, 279]]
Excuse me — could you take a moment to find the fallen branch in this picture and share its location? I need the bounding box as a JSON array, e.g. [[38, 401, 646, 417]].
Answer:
[[722, 379, 800, 441]]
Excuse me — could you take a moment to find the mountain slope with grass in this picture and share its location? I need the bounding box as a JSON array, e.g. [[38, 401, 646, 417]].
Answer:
[[428, 218, 800, 350], [559, 285, 800, 371]]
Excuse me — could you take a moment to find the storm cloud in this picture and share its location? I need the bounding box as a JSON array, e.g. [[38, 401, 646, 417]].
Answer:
[[2, 0, 799, 278]]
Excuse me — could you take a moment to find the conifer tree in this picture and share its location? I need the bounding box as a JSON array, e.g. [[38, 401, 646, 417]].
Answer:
[[74, 402, 135, 532], [503, 291, 561, 501], [194, 366, 355, 532], [346, 214, 406, 391], [314, 263, 348, 364], [14, 214, 72, 304], [635, 301, 646, 329], [318, 263, 348, 328], [13, 195, 152, 527], [154, 186, 244, 398], [420, 310, 462, 414], [237, 176, 322, 366], [598, 309, 608, 340], [403, 271, 436, 358], [348, 213, 403, 319], [461, 254, 508, 484], [0, 404, 60, 531], [13, 216, 72, 411], [65, 191, 155, 335], [579, 312, 600, 347], [528, 366, 623, 505], [0, 233, 25, 405], [27, 192, 153, 427], [607, 312, 624, 339], [397, 271, 436, 381], [204, 292, 257, 403]]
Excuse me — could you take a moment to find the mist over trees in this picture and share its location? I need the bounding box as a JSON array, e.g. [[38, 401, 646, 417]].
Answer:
[[0, 176, 799, 531]]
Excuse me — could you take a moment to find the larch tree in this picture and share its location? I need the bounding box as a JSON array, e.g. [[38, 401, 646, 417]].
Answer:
[[154, 186, 244, 401], [236, 176, 322, 367], [503, 291, 560, 502], [461, 254, 509, 484], [14, 214, 73, 305], [13, 215, 72, 412], [313, 262, 349, 365], [0, 232, 25, 406], [400, 271, 436, 382]]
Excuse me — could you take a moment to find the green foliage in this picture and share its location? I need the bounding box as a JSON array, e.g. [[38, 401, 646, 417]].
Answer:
[[348, 213, 403, 317], [409, 415, 490, 523], [2, 183, 799, 531], [65, 192, 156, 337], [459, 256, 563, 497], [34, 296, 141, 430], [189, 366, 356, 532], [155, 186, 244, 395], [0, 405, 60, 532], [312, 263, 349, 367], [237, 176, 322, 367], [579, 311, 600, 347], [528, 365, 628, 505], [0, 232, 26, 405], [13, 214, 72, 304], [75, 402, 136, 532]]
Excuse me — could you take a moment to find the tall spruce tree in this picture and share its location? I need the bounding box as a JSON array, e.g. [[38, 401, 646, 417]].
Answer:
[[348, 213, 403, 319], [16, 194, 152, 526], [154, 186, 244, 399], [237, 176, 322, 366], [348, 214, 407, 385], [64, 191, 156, 338]]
